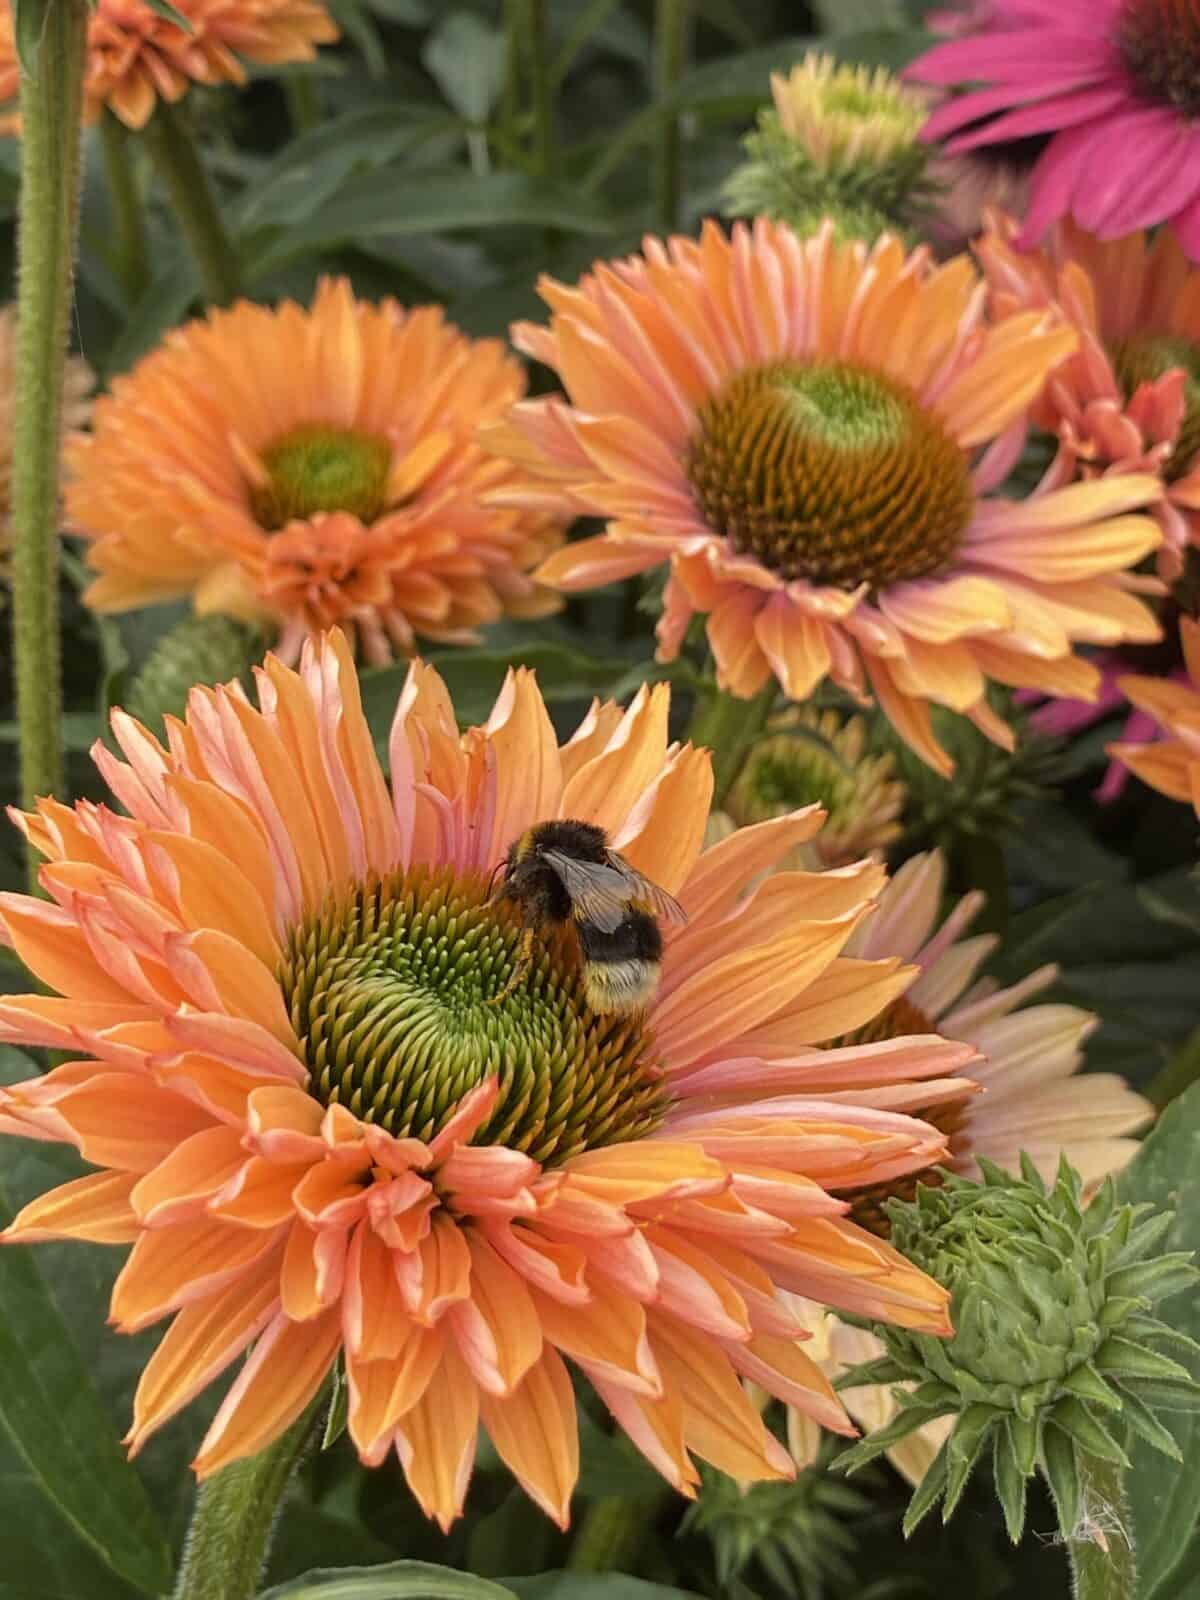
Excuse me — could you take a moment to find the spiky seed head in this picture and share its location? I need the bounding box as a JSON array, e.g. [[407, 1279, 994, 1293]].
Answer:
[[836, 1157, 1200, 1543]]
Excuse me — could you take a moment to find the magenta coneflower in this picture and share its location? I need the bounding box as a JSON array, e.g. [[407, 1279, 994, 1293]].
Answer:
[[908, 0, 1200, 258]]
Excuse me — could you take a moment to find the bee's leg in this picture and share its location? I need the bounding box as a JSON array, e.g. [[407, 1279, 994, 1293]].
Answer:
[[490, 925, 536, 1004]]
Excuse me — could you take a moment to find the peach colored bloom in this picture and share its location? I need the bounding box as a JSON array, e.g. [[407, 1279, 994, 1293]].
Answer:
[[787, 847, 1151, 1481], [0, 0, 338, 129], [0, 306, 92, 572], [67, 278, 562, 665], [1111, 615, 1200, 814], [0, 634, 973, 1527], [978, 210, 1200, 578], [486, 219, 1164, 775]]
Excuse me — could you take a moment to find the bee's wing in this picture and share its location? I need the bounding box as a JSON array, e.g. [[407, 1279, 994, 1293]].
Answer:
[[539, 850, 634, 933], [606, 851, 689, 926]]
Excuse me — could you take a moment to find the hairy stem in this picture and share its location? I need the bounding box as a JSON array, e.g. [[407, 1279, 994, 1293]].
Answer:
[[1066, 1452, 1137, 1600], [142, 101, 240, 306], [172, 1403, 322, 1600], [11, 0, 89, 859]]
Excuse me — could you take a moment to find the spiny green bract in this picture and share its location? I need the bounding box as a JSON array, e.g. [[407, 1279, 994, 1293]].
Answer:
[[125, 612, 265, 731], [867, 687, 1065, 855], [723, 114, 932, 246], [835, 1156, 1200, 1543], [681, 1455, 869, 1599]]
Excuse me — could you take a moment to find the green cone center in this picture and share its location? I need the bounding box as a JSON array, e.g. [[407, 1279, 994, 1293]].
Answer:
[[686, 359, 975, 590], [1110, 331, 1200, 481], [729, 733, 856, 823], [279, 863, 666, 1163], [250, 424, 393, 530], [1119, 0, 1200, 119]]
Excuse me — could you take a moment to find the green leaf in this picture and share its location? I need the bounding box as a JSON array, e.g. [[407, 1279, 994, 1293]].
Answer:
[[12, 0, 49, 76], [1040, 1423, 1081, 1541], [422, 12, 507, 124], [993, 1426, 1028, 1544], [504, 1581, 706, 1599], [585, 36, 819, 189], [256, 1566, 518, 1598], [236, 108, 458, 232], [812, 0, 905, 30], [1116, 1080, 1200, 1598], [0, 1170, 174, 1595], [246, 171, 618, 279]]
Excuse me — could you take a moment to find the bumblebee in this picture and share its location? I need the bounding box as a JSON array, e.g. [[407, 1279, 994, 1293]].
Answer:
[[489, 819, 687, 1015]]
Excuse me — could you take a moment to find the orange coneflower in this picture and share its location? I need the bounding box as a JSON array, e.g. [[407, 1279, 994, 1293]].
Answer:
[[784, 847, 1151, 1483], [66, 279, 562, 665], [0, 633, 975, 1527], [978, 210, 1200, 579], [1110, 615, 1200, 814], [485, 219, 1164, 774], [0, 0, 338, 129]]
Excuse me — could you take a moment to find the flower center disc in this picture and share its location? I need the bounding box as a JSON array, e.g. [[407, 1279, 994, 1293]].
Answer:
[[686, 360, 974, 589], [833, 995, 969, 1236], [729, 732, 856, 823], [279, 863, 666, 1164], [250, 424, 393, 530], [1118, 0, 1200, 119], [1110, 331, 1200, 481]]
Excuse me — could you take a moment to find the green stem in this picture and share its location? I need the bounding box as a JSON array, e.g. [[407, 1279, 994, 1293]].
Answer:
[[567, 1489, 670, 1573], [527, 0, 555, 177], [142, 101, 240, 306], [501, 0, 523, 144], [283, 76, 321, 134], [173, 1403, 321, 1600], [1066, 1452, 1137, 1600], [688, 679, 777, 803], [11, 0, 89, 864], [98, 109, 149, 303], [653, 0, 688, 231]]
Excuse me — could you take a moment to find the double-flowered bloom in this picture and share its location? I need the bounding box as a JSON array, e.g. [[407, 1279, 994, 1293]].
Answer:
[[0, 635, 975, 1526]]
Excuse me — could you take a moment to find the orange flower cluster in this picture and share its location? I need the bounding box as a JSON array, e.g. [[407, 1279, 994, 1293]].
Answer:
[[0, 0, 338, 128]]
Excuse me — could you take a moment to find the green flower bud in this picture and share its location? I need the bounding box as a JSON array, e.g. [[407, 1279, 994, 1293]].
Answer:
[[867, 688, 1064, 854], [837, 1158, 1200, 1544], [124, 613, 266, 731], [681, 1454, 868, 1592], [724, 53, 934, 243]]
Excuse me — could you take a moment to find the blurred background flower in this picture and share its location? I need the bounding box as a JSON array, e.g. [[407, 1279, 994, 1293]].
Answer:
[[723, 704, 905, 869], [0, 0, 338, 128], [978, 212, 1200, 579], [1111, 613, 1200, 812], [909, 0, 1200, 256], [66, 278, 562, 663]]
